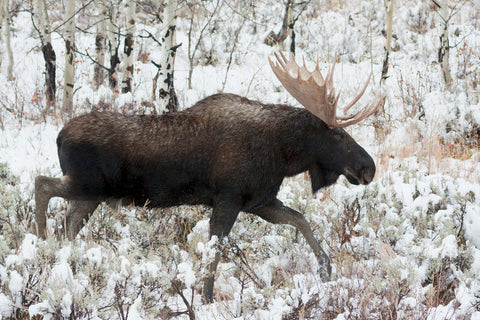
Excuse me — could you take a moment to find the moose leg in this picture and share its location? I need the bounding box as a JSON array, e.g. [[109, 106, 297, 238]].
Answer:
[[203, 200, 241, 303], [65, 200, 100, 240], [35, 175, 79, 239], [249, 199, 331, 282]]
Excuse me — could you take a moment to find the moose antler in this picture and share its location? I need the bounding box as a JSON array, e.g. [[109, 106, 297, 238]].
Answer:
[[269, 52, 382, 129]]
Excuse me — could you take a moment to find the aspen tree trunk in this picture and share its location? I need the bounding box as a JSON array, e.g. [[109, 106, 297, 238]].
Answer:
[[263, 0, 296, 54], [286, 0, 295, 54], [0, 0, 4, 67], [263, 0, 292, 48], [153, 0, 178, 113], [186, 11, 195, 91], [381, 0, 394, 82], [0, 0, 13, 81], [106, 0, 122, 91], [0, 1, 3, 35], [62, 0, 76, 116], [437, 0, 453, 91], [121, 0, 136, 93], [33, 0, 56, 111], [94, 0, 107, 89]]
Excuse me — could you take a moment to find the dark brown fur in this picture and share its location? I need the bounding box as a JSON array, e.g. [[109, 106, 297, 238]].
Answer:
[[35, 93, 376, 302]]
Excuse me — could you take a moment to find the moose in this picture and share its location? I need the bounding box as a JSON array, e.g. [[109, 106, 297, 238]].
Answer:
[[35, 53, 381, 302]]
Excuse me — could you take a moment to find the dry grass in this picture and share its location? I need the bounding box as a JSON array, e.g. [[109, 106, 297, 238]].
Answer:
[[376, 120, 479, 181]]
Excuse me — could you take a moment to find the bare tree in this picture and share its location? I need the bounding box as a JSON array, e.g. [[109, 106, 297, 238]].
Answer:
[[264, 0, 294, 50], [0, 0, 14, 81], [152, 0, 178, 113], [121, 0, 136, 93], [93, 0, 108, 89], [263, 0, 310, 55], [435, 0, 453, 91], [62, 0, 76, 116], [104, 0, 122, 91], [381, 0, 394, 83], [286, 0, 295, 53], [32, 0, 56, 110]]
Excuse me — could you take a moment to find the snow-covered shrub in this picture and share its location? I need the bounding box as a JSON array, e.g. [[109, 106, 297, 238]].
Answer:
[[0, 163, 34, 251]]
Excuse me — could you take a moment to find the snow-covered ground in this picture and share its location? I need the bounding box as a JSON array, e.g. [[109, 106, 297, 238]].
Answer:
[[0, 1, 479, 319]]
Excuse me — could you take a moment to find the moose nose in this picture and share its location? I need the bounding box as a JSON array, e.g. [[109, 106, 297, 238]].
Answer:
[[358, 155, 376, 184], [361, 166, 375, 184]]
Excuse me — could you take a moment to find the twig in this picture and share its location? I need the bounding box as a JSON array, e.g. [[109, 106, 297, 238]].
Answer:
[[74, 48, 110, 72], [222, 17, 246, 91], [171, 280, 195, 320], [50, 0, 95, 34], [230, 241, 266, 288], [245, 64, 265, 97]]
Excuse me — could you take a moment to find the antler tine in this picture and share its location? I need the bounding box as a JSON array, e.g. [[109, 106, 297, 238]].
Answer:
[[335, 96, 383, 127], [299, 56, 313, 80], [312, 56, 325, 85], [273, 52, 288, 71], [314, 55, 322, 74], [276, 51, 304, 80]]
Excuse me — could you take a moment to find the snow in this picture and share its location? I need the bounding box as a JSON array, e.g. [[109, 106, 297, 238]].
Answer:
[[84, 246, 103, 267], [465, 203, 480, 248], [7, 271, 22, 295], [0, 293, 12, 318], [126, 295, 143, 320], [177, 261, 196, 288], [19, 234, 37, 261]]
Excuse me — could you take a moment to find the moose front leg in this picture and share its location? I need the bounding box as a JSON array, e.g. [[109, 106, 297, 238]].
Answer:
[[203, 200, 240, 303], [250, 199, 331, 282], [35, 175, 99, 240], [65, 200, 100, 240], [35, 175, 78, 239]]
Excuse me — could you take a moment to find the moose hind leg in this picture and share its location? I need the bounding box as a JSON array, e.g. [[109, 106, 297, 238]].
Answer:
[[35, 175, 78, 239], [65, 200, 100, 240], [249, 199, 331, 282]]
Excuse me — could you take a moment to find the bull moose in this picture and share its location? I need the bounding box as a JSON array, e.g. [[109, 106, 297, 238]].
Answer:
[[35, 53, 381, 302]]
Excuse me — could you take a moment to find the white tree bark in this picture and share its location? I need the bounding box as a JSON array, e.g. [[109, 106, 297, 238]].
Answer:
[[62, 0, 76, 116], [121, 0, 136, 93], [381, 0, 394, 82], [0, 0, 13, 80], [263, 0, 295, 53], [93, 0, 107, 89], [33, 0, 50, 44], [286, 0, 295, 53], [153, 0, 178, 112], [33, 0, 56, 109], [438, 0, 453, 91]]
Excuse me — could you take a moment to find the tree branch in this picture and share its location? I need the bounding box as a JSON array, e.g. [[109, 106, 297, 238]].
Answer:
[[50, 0, 95, 34]]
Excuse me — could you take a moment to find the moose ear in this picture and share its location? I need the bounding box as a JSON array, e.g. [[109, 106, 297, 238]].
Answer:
[[309, 164, 340, 194]]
